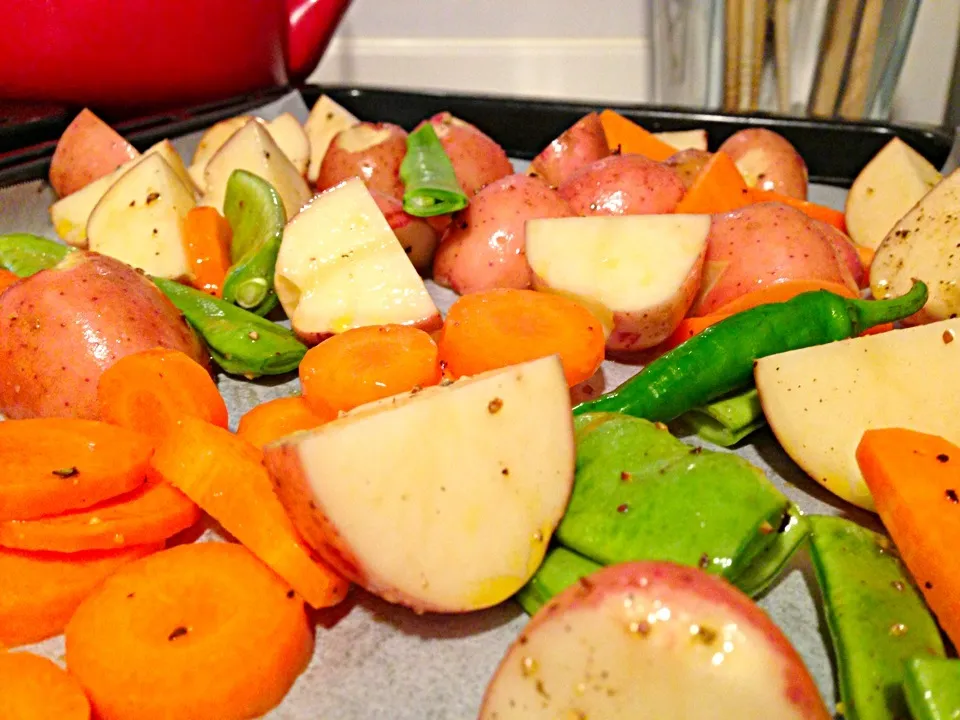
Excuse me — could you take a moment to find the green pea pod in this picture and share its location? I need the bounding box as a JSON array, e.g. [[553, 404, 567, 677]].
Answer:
[[673, 386, 766, 447], [515, 546, 601, 616], [807, 515, 945, 720], [727, 506, 809, 598], [153, 277, 306, 377], [575, 281, 928, 422], [0, 233, 75, 277], [400, 123, 469, 217], [558, 413, 793, 592], [220, 170, 288, 316], [903, 657, 960, 720]]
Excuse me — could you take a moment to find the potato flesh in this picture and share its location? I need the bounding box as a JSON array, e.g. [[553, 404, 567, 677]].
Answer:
[[267, 113, 310, 176], [754, 319, 960, 511], [270, 356, 574, 612], [305, 95, 359, 183], [871, 167, 960, 324], [274, 178, 439, 339], [655, 129, 709, 152]]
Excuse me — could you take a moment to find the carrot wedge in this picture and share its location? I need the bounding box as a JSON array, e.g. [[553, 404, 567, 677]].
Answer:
[[0, 480, 200, 553], [65, 543, 314, 720], [857, 429, 960, 649], [150, 418, 349, 608], [0, 419, 155, 521], [598, 110, 678, 162], [674, 151, 752, 214], [237, 396, 333, 450], [748, 188, 847, 232], [0, 651, 91, 720], [0, 269, 19, 295], [0, 543, 160, 647], [182, 206, 232, 297]]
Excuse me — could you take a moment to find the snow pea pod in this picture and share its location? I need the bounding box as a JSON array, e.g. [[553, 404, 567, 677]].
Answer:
[[400, 123, 468, 217], [0, 233, 75, 277], [221, 170, 286, 316], [808, 515, 945, 720], [515, 546, 601, 616], [153, 277, 306, 377], [904, 657, 960, 720], [673, 386, 766, 447]]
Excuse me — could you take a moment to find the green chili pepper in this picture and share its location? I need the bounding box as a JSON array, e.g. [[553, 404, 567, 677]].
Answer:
[[400, 123, 469, 217], [574, 282, 929, 422], [673, 386, 766, 447], [807, 515, 945, 720], [0, 233, 75, 277], [515, 546, 601, 616], [221, 170, 287, 316], [903, 657, 960, 720], [153, 277, 306, 377]]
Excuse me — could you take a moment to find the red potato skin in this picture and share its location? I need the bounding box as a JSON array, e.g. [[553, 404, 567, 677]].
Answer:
[[369, 190, 440, 275], [693, 202, 858, 315], [316, 122, 408, 199], [530, 112, 610, 188], [0, 253, 208, 420], [557, 154, 685, 216], [49, 109, 139, 198], [433, 174, 575, 294], [718, 128, 809, 200], [813, 219, 866, 288], [664, 149, 713, 190], [418, 113, 513, 196]]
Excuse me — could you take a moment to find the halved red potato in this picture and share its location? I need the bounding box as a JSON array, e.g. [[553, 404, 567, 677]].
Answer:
[[49, 109, 139, 198], [316, 122, 408, 198], [718, 128, 808, 200], [813, 219, 866, 288], [529, 112, 610, 187], [432, 174, 574, 294], [664, 149, 713, 189], [369, 189, 439, 274], [557, 154, 685, 216], [416, 113, 513, 195]]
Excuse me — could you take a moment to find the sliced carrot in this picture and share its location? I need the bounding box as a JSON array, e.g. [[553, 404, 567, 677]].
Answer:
[[236, 396, 333, 450], [0, 543, 160, 647], [97, 348, 228, 441], [857, 429, 960, 648], [855, 243, 875, 269], [0, 651, 91, 720], [150, 418, 349, 609], [439, 289, 607, 387], [0, 269, 19, 295], [65, 542, 314, 720], [748, 188, 847, 232], [598, 110, 678, 162], [674, 151, 752, 214], [182, 206, 232, 297], [0, 419, 155, 521], [299, 324, 442, 415], [0, 481, 200, 553]]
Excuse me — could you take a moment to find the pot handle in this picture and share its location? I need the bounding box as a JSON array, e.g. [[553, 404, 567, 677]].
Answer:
[[286, 0, 352, 83]]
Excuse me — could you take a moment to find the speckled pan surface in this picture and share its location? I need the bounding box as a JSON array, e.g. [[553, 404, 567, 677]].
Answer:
[[0, 91, 883, 719]]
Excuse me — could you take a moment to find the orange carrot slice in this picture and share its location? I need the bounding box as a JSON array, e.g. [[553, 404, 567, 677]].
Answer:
[[97, 348, 228, 441], [0, 543, 160, 647], [855, 243, 875, 269], [748, 188, 847, 232], [150, 418, 349, 609], [0, 651, 90, 720], [598, 110, 677, 162], [674, 151, 752, 214], [857, 429, 960, 648], [182, 206, 232, 297], [0, 481, 200, 553], [299, 324, 442, 415], [236, 396, 333, 450], [439, 289, 606, 387], [0, 269, 19, 295], [0, 419, 155, 521], [65, 542, 314, 720]]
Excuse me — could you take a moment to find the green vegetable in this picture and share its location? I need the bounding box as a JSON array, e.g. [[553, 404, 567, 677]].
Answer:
[[574, 282, 928, 422], [515, 547, 601, 616], [221, 170, 287, 316], [807, 515, 945, 720], [153, 277, 306, 377], [672, 386, 766, 447], [729, 506, 809, 597], [0, 233, 75, 277], [400, 123, 468, 217], [557, 413, 795, 595], [904, 657, 960, 720]]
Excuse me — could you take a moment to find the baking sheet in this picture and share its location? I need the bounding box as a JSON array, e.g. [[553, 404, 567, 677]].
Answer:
[[0, 90, 893, 719]]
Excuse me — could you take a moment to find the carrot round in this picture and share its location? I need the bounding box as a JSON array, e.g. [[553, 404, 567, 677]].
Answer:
[[65, 542, 314, 720], [674, 151, 752, 214], [150, 418, 349, 608], [0, 651, 90, 720], [598, 110, 676, 161], [0, 543, 160, 647], [0, 419, 155, 521], [97, 348, 228, 441], [438, 288, 606, 387], [299, 324, 442, 415], [0, 268, 19, 295], [0, 481, 200, 553], [237, 396, 333, 450], [183, 206, 232, 297], [748, 188, 847, 232], [857, 429, 960, 649]]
